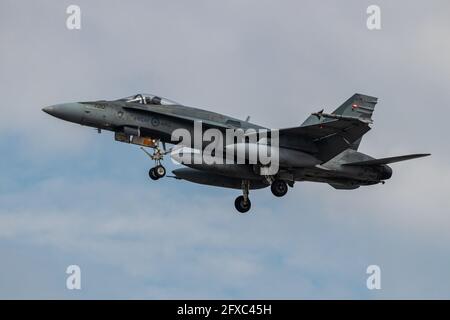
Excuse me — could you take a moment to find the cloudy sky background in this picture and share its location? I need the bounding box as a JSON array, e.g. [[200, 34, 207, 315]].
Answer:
[[1, 0, 449, 298]]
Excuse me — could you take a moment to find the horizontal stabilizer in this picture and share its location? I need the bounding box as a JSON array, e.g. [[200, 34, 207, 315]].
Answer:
[[343, 153, 430, 166]]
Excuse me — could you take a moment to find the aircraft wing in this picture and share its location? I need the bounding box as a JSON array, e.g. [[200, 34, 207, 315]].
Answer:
[[279, 117, 371, 161], [279, 117, 370, 141], [277, 94, 378, 161]]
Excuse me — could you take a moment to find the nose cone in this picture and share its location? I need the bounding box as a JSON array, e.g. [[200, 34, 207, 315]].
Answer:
[[42, 106, 54, 115], [42, 103, 84, 124]]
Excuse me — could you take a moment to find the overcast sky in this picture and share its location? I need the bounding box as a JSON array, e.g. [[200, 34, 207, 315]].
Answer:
[[1, 0, 450, 299]]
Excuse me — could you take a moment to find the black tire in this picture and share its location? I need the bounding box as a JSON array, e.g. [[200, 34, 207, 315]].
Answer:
[[155, 165, 166, 178], [149, 168, 159, 180], [234, 195, 251, 213], [271, 180, 288, 197]]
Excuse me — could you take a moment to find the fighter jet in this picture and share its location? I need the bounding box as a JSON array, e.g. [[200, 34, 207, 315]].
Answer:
[[43, 93, 430, 213]]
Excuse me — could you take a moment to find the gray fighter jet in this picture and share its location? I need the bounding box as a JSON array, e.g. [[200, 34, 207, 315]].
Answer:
[[43, 93, 430, 213]]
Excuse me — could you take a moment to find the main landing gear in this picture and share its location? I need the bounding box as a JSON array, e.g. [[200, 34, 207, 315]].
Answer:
[[270, 179, 288, 197], [141, 142, 167, 181], [235, 180, 251, 213], [233, 179, 291, 213]]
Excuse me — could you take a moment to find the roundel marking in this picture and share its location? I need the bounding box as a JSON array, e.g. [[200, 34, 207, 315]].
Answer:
[[151, 117, 160, 127]]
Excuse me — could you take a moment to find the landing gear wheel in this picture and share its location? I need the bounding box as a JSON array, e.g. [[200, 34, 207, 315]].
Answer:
[[271, 179, 288, 197], [149, 168, 159, 180], [234, 195, 251, 213], [154, 165, 166, 178], [141, 143, 167, 181]]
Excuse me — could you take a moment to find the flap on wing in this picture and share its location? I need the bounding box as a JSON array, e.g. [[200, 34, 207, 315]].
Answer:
[[342, 153, 431, 166]]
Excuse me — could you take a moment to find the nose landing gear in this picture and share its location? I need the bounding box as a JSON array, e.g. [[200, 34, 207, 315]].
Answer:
[[141, 143, 168, 181], [149, 165, 166, 180]]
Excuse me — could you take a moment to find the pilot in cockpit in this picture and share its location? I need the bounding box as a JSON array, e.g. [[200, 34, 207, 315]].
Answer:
[[145, 96, 162, 105]]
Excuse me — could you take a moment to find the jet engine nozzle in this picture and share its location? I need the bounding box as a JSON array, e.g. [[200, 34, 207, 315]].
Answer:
[[379, 165, 393, 180]]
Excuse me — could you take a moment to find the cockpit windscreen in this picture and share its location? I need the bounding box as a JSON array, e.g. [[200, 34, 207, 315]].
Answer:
[[119, 94, 181, 105]]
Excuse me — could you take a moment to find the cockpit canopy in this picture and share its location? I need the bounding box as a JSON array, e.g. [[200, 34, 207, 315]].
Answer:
[[119, 93, 181, 106]]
